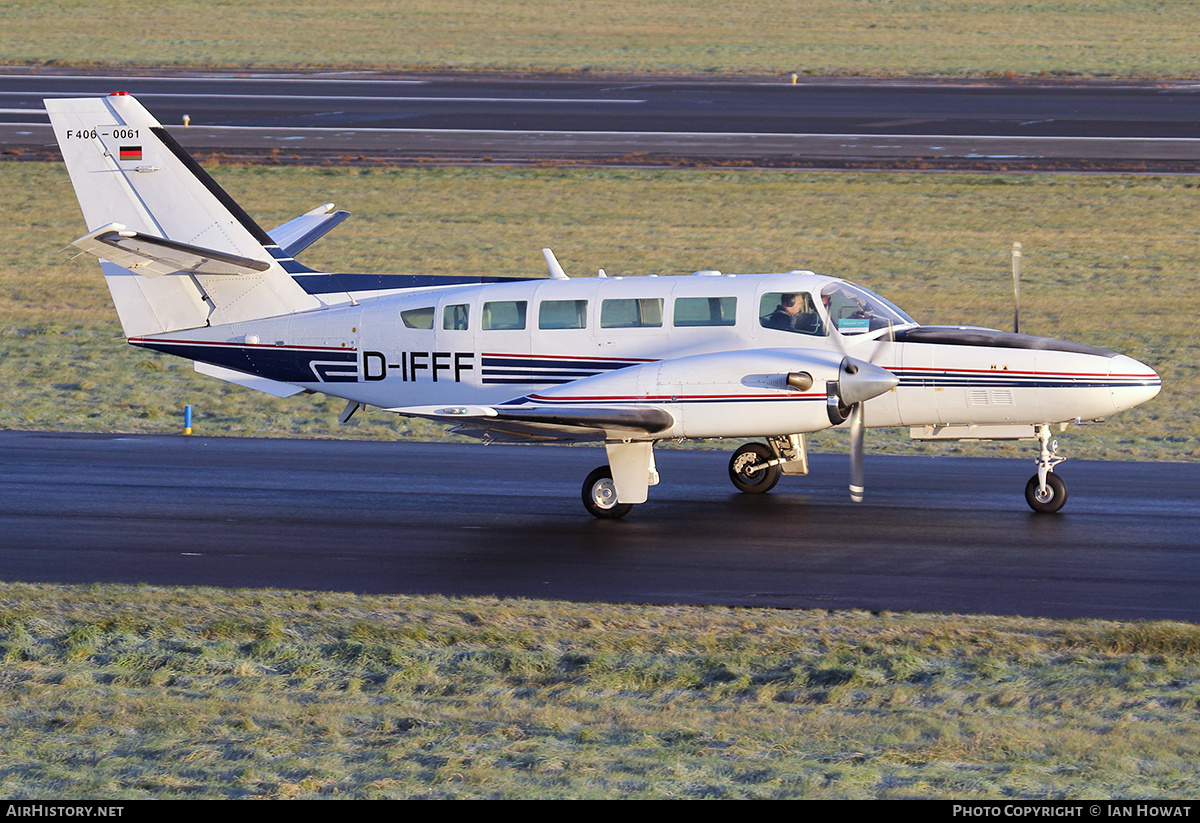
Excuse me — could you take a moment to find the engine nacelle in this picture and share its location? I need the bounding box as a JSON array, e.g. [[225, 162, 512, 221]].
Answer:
[[527, 348, 896, 440]]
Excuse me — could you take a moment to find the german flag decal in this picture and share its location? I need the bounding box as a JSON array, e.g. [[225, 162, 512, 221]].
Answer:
[[119, 146, 142, 161]]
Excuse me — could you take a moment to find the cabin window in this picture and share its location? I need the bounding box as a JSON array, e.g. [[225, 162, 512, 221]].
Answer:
[[759, 292, 824, 335], [443, 303, 470, 331], [400, 306, 435, 330], [539, 299, 588, 330], [600, 297, 663, 329], [482, 300, 527, 331], [674, 296, 737, 327]]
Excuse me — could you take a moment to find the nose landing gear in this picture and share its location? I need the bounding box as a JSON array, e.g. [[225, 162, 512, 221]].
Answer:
[[1025, 424, 1068, 513]]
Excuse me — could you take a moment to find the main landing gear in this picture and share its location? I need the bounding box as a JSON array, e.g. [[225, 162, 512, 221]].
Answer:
[[728, 443, 781, 493], [1025, 424, 1068, 514], [728, 435, 808, 495], [581, 442, 657, 519], [582, 436, 805, 519], [582, 465, 633, 519]]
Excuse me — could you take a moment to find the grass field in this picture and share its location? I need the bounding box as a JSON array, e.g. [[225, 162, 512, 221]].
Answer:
[[2, 160, 1194, 460], [3, 583, 1200, 799], [4, 1, 1200, 78]]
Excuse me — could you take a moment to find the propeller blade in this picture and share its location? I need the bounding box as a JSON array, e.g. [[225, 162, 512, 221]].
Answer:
[[1012, 241, 1022, 334], [849, 401, 865, 503]]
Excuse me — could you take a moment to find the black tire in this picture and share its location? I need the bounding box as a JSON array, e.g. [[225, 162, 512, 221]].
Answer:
[[728, 443, 782, 494], [582, 465, 633, 519], [1025, 473, 1068, 514]]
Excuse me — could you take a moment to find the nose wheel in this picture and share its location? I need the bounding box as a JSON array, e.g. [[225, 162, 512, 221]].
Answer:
[[1025, 424, 1068, 513], [1025, 472, 1068, 513]]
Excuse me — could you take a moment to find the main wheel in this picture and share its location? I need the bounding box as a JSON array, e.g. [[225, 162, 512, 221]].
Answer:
[[582, 465, 633, 519], [728, 443, 782, 494], [1025, 473, 1068, 514]]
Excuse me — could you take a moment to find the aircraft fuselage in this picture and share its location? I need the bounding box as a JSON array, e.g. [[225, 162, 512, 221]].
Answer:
[[131, 270, 1159, 441]]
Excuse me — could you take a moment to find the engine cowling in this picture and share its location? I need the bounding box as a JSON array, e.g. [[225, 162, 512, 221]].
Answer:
[[524, 348, 897, 440]]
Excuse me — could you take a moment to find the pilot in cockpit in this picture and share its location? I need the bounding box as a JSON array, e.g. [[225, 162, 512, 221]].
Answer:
[[766, 293, 803, 331], [764, 292, 825, 335]]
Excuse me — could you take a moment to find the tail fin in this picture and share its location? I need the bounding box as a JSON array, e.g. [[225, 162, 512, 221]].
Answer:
[[46, 92, 320, 337]]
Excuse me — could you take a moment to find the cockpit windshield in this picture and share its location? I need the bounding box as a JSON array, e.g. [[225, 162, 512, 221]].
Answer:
[[820, 281, 916, 335]]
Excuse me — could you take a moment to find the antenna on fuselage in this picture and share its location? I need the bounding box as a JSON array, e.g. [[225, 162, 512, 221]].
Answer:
[[542, 248, 570, 280], [1012, 241, 1022, 334], [328, 273, 360, 307]]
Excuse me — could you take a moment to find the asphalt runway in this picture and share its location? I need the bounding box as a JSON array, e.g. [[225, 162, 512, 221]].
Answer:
[[2, 431, 1196, 621], [4, 69, 1200, 169]]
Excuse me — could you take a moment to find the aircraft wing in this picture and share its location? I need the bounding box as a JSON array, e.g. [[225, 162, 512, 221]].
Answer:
[[268, 203, 350, 257], [387, 403, 675, 442], [72, 223, 271, 278], [388, 347, 891, 443]]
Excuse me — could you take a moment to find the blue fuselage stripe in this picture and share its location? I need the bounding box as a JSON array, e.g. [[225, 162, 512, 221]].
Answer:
[[293, 273, 529, 295], [131, 340, 358, 383]]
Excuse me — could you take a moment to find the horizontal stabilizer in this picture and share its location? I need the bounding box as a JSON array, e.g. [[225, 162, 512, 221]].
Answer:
[[269, 203, 350, 257], [194, 362, 305, 398], [73, 223, 272, 278]]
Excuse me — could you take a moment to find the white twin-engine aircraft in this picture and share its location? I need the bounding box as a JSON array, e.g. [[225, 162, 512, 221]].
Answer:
[[48, 93, 1161, 518]]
